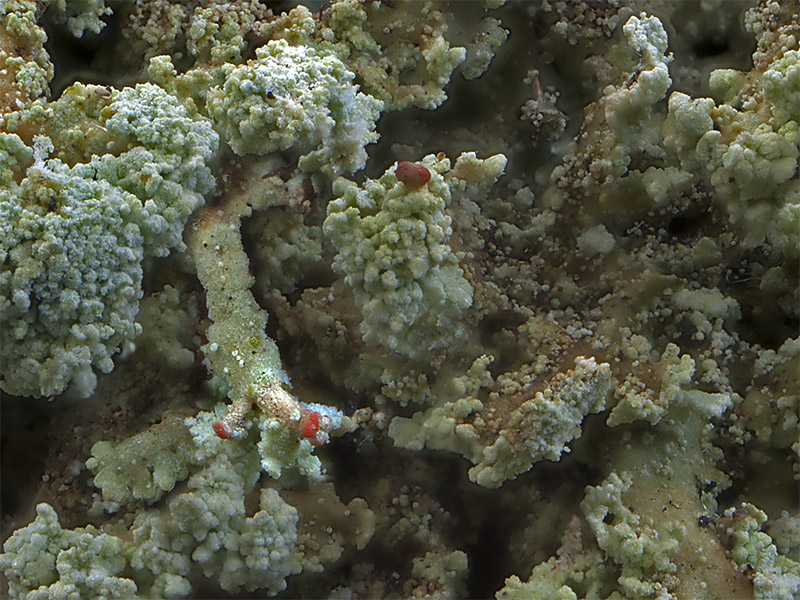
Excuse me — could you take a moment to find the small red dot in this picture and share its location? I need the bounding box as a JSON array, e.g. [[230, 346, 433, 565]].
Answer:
[[213, 421, 231, 439], [395, 161, 431, 188], [301, 412, 320, 438]]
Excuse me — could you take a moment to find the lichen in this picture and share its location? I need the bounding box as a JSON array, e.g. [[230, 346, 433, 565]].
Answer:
[[206, 38, 383, 175], [0, 83, 218, 397], [1, 2, 798, 599], [324, 152, 506, 361]]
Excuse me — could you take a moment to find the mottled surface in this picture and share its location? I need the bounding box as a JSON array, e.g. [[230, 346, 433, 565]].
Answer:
[[1, 1, 798, 598]]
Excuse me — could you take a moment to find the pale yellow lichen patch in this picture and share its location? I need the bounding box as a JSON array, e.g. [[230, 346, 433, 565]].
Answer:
[[188, 158, 337, 445]]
